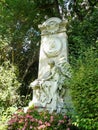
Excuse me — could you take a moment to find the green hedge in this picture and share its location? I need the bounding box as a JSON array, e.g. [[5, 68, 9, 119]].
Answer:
[[70, 48, 98, 130]]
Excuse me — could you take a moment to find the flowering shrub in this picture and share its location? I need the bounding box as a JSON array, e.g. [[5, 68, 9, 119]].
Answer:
[[8, 108, 72, 130]]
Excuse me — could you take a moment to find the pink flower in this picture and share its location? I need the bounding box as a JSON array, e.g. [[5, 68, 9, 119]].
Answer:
[[45, 121, 51, 127], [50, 116, 54, 122], [38, 120, 43, 125], [30, 125, 33, 129], [38, 125, 46, 129], [30, 118, 35, 122], [64, 115, 67, 119], [59, 120, 64, 123], [26, 114, 32, 119], [19, 119, 24, 123]]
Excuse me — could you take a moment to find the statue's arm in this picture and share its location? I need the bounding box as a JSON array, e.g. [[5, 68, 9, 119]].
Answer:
[[42, 73, 53, 81]]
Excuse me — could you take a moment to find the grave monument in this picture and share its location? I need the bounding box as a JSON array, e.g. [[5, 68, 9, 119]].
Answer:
[[27, 17, 73, 113]]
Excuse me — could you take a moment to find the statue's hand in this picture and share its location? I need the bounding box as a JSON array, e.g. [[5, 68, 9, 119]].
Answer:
[[29, 80, 40, 89]]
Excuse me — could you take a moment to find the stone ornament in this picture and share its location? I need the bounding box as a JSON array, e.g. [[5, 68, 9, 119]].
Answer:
[[43, 36, 62, 57], [38, 17, 67, 35]]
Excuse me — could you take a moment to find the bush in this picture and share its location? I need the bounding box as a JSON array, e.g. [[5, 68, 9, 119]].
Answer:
[[0, 106, 17, 130], [70, 47, 98, 129], [0, 61, 21, 128], [8, 108, 73, 130], [0, 61, 21, 108]]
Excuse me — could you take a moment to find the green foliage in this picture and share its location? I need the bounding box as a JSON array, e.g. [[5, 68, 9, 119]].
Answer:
[[7, 108, 73, 130], [0, 61, 21, 110], [0, 61, 21, 129], [70, 48, 98, 129], [68, 5, 98, 63], [0, 106, 17, 130], [76, 118, 98, 130]]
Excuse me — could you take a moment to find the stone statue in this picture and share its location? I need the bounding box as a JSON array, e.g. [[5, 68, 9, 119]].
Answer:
[[25, 17, 74, 114]]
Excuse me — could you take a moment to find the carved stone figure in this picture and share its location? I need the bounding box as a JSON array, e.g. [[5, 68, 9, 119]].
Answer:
[[26, 17, 74, 113]]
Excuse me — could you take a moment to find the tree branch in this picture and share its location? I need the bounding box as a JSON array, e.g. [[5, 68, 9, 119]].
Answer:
[[54, 0, 61, 18], [22, 56, 38, 82], [73, 1, 84, 21]]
